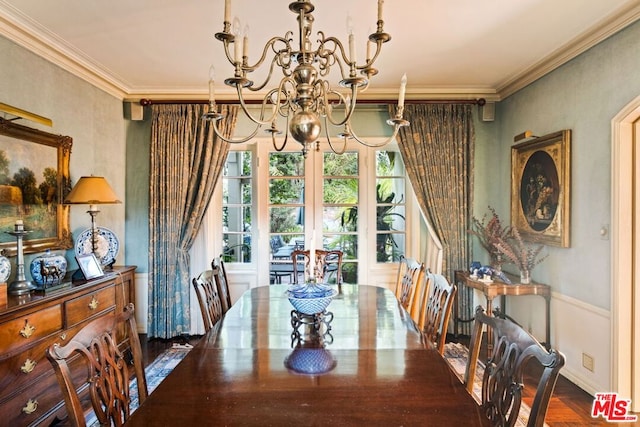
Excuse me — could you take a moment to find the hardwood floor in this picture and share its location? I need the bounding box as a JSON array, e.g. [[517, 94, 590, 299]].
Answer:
[[139, 334, 617, 426]]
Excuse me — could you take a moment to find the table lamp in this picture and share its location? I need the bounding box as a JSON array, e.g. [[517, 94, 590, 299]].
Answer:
[[64, 176, 121, 258]]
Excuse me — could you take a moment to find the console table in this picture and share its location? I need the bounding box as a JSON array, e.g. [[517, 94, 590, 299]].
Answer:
[[454, 270, 551, 356], [0, 266, 136, 426]]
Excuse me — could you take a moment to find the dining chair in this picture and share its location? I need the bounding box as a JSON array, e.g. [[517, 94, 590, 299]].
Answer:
[[211, 256, 232, 313], [418, 271, 457, 354], [464, 306, 565, 427], [291, 249, 344, 284], [46, 304, 147, 427], [394, 255, 425, 310], [192, 269, 224, 332]]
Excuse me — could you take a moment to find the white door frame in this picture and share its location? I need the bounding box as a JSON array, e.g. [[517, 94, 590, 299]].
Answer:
[[611, 94, 640, 409]]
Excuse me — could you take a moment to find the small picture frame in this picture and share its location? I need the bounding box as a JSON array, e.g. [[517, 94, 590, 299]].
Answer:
[[76, 253, 104, 280]]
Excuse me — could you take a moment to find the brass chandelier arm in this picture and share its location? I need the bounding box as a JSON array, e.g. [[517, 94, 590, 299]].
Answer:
[[320, 85, 358, 128]]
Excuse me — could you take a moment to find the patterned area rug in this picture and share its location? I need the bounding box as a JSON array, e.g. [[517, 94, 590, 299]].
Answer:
[[443, 342, 548, 427], [86, 343, 192, 426]]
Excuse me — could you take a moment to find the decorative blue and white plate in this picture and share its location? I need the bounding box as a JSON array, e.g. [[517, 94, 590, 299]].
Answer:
[[0, 255, 11, 282], [75, 227, 119, 266]]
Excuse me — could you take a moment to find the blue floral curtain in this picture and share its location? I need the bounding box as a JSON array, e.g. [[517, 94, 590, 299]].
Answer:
[[148, 104, 237, 338], [391, 103, 475, 335]]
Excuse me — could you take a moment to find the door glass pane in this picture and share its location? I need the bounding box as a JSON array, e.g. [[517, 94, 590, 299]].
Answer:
[[323, 151, 359, 283], [269, 152, 305, 284], [222, 151, 252, 263], [376, 151, 405, 263]]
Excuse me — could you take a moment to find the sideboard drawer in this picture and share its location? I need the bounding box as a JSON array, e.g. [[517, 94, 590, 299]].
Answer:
[[0, 372, 63, 427], [0, 328, 72, 400], [65, 285, 116, 328], [0, 305, 63, 354]]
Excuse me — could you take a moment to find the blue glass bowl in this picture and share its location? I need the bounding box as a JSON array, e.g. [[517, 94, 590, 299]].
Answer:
[[286, 285, 338, 315]]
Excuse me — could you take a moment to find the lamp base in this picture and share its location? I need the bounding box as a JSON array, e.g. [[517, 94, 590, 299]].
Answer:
[[8, 279, 36, 295]]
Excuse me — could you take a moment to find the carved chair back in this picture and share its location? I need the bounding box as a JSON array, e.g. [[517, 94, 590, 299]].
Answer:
[[465, 306, 565, 427], [420, 272, 457, 354], [212, 256, 232, 313], [291, 249, 344, 284], [192, 269, 224, 332], [46, 304, 147, 427], [394, 255, 425, 310]]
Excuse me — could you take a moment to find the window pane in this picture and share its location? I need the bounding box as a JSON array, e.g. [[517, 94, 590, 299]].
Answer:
[[377, 205, 406, 232], [342, 262, 358, 284], [270, 207, 304, 233], [224, 151, 252, 177], [376, 233, 405, 262], [223, 178, 252, 204], [376, 178, 404, 204], [376, 151, 403, 176], [270, 153, 305, 175], [223, 233, 251, 262], [269, 179, 304, 204], [323, 152, 358, 176], [323, 178, 358, 204], [223, 206, 252, 232]]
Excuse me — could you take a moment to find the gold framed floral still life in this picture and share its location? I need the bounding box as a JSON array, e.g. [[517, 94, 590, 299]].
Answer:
[[0, 118, 73, 256], [510, 129, 571, 248]]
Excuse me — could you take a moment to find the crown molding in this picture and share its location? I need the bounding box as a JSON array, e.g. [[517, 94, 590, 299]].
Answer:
[[0, 2, 128, 99], [497, 2, 640, 99]]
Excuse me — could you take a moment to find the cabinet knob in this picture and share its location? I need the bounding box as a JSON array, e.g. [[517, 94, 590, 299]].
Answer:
[[22, 399, 38, 414], [19, 320, 36, 339], [88, 296, 99, 310], [20, 358, 37, 374]]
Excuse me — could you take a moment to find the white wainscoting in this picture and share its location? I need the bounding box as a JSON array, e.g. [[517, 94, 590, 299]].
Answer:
[[506, 291, 611, 396], [135, 272, 149, 334]]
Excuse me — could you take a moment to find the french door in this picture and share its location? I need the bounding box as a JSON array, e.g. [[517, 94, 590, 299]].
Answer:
[[215, 138, 416, 290]]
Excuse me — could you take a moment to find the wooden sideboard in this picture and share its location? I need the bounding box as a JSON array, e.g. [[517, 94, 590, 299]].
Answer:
[[0, 265, 136, 426]]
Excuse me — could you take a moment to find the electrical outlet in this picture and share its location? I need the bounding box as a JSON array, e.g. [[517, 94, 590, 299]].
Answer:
[[582, 353, 595, 372]]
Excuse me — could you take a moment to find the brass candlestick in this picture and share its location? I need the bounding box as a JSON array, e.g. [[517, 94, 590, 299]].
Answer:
[[7, 223, 35, 295]]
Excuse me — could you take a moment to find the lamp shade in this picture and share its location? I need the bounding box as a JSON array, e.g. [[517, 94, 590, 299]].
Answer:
[[64, 176, 121, 205]]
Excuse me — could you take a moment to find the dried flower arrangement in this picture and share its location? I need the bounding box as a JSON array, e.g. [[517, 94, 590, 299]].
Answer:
[[469, 206, 548, 282], [494, 226, 548, 274], [468, 206, 511, 267]]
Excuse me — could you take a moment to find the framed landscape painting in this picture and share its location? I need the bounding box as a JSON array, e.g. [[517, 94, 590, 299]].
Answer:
[[510, 129, 571, 247], [0, 118, 73, 256]]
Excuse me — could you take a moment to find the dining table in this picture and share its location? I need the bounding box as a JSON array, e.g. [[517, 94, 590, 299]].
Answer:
[[126, 284, 489, 426]]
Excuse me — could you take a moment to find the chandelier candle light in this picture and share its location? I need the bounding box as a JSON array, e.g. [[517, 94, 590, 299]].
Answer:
[[205, 0, 409, 156]]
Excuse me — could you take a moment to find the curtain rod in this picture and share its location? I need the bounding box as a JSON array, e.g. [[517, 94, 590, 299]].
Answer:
[[138, 98, 486, 106]]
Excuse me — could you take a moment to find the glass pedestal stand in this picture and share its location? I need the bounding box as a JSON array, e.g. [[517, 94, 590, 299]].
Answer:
[[7, 229, 36, 295]]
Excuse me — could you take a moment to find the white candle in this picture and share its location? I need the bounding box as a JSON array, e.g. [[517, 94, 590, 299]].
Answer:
[[15, 219, 23, 231], [349, 32, 355, 63], [234, 36, 242, 63], [398, 73, 407, 108], [346, 15, 355, 62], [366, 40, 371, 62], [233, 18, 242, 62], [224, 0, 231, 23], [208, 65, 216, 103], [243, 25, 249, 59], [378, 0, 384, 21]]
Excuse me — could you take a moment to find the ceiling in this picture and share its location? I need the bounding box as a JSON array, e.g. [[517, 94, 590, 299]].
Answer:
[[1, 0, 639, 102]]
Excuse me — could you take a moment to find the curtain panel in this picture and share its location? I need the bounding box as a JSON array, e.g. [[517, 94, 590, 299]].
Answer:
[[148, 104, 237, 338], [391, 103, 475, 335]]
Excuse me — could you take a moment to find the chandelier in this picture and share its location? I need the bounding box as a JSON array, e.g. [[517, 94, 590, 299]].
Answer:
[[204, 0, 409, 156]]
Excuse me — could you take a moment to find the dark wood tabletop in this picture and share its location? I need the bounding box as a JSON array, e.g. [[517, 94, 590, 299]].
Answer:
[[126, 284, 489, 426]]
